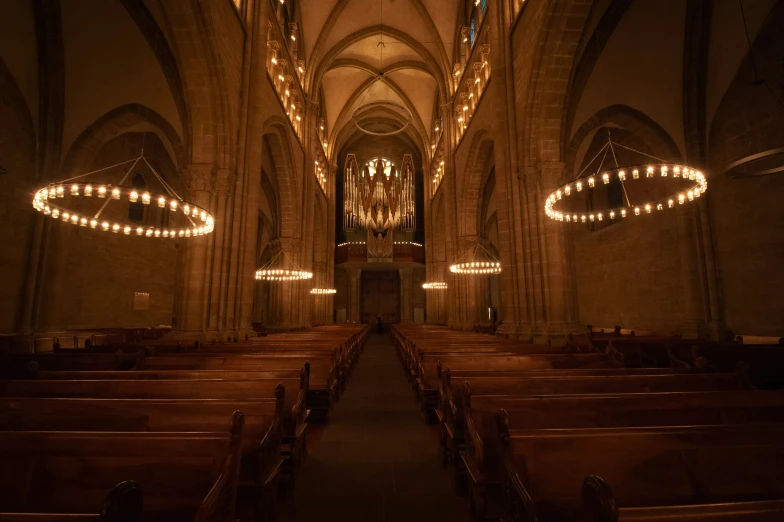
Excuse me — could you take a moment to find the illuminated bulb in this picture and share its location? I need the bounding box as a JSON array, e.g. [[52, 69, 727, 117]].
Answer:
[[565, 215, 571, 222], [475, 77, 481, 84], [145, 229, 153, 237], [609, 211, 615, 219], [588, 177, 595, 188], [79, 217, 87, 227], [158, 196, 166, 208], [48, 188, 56, 199], [112, 224, 120, 233], [645, 204, 652, 214], [581, 215, 587, 223], [556, 189, 562, 200], [57, 186, 65, 198], [602, 173, 609, 184], [183, 205, 190, 216], [200, 211, 207, 222], [668, 199, 674, 208], [142, 192, 150, 205], [62, 212, 69, 222], [576, 181, 583, 192], [129, 191, 139, 203], [123, 226, 131, 235], [621, 209, 627, 218], [691, 170, 699, 181], [597, 213, 603, 221], [564, 185, 571, 196], [618, 170, 626, 181], [112, 188, 121, 200], [271, 58, 277, 64], [673, 166, 681, 177], [98, 186, 107, 198], [85, 185, 93, 196], [687, 191, 694, 201], [589, 214, 595, 221], [101, 222, 109, 231], [89, 219, 97, 228], [634, 207, 641, 216], [573, 214, 578, 221], [162, 230, 169, 237], [70, 184, 79, 196], [678, 194, 685, 204], [154, 229, 161, 237], [656, 203, 663, 211], [661, 166, 668, 177], [169, 200, 177, 212], [52, 209, 60, 219]]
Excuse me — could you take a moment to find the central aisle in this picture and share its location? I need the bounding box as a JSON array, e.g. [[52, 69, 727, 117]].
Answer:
[[278, 333, 471, 522]]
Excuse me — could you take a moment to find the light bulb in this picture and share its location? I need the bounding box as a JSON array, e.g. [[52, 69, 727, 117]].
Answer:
[[142, 193, 150, 205], [609, 211, 615, 219], [632, 169, 639, 179], [129, 191, 139, 203], [564, 185, 571, 196], [576, 182, 583, 192], [52, 209, 60, 219], [673, 166, 681, 177], [597, 213, 603, 221], [621, 209, 627, 218], [57, 186, 65, 198], [111, 188, 120, 200], [85, 185, 93, 196], [634, 207, 641, 215], [588, 177, 595, 188], [678, 194, 685, 204], [101, 222, 109, 231], [80, 217, 87, 227], [183, 205, 190, 216], [602, 173, 609, 184], [668, 199, 674, 208], [136, 227, 143, 235], [158, 196, 166, 208], [123, 226, 131, 235], [169, 200, 177, 212], [645, 204, 652, 214], [62, 212, 69, 222], [98, 186, 107, 198], [656, 203, 663, 211], [154, 229, 161, 237], [70, 214, 78, 224], [89, 219, 97, 228], [661, 166, 668, 177], [618, 170, 626, 181], [112, 224, 120, 233]]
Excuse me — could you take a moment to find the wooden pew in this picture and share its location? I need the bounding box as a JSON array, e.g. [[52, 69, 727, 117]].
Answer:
[[415, 353, 611, 421], [497, 421, 784, 522], [460, 389, 784, 519], [0, 412, 244, 522], [0, 395, 285, 521], [0, 373, 310, 490]]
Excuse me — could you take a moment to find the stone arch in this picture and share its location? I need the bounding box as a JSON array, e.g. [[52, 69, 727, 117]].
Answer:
[[459, 129, 495, 238], [261, 117, 301, 239], [62, 103, 186, 178], [519, 0, 594, 168], [566, 104, 684, 177], [0, 59, 37, 333]]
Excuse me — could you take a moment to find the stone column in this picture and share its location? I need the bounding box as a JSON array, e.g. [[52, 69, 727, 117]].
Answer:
[[177, 163, 216, 335], [348, 268, 362, 323], [677, 205, 707, 338], [209, 169, 236, 335], [399, 268, 414, 323]]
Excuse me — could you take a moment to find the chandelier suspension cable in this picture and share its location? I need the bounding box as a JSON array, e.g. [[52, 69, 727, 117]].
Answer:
[[141, 156, 197, 228], [92, 156, 142, 220], [58, 157, 139, 183], [607, 131, 632, 208]]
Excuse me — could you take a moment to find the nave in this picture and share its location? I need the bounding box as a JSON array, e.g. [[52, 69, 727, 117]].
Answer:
[[278, 334, 470, 522]]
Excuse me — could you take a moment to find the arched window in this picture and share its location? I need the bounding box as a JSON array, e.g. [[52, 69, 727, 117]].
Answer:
[[481, 0, 487, 14], [470, 17, 476, 45], [128, 173, 145, 223]]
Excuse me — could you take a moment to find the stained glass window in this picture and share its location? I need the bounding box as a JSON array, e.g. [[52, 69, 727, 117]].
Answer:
[[470, 18, 476, 45]]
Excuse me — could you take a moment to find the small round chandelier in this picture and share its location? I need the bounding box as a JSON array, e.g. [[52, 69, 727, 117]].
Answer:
[[32, 154, 215, 239], [255, 251, 313, 282], [450, 241, 502, 275], [545, 134, 707, 224], [422, 282, 448, 290], [310, 288, 337, 295]]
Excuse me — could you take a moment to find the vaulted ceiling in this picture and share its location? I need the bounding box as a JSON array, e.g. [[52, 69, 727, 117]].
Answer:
[[299, 0, 460, 157]]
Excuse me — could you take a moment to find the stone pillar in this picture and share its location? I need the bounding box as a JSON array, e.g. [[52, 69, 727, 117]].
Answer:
[[177, 163, 216, 335], [348, 268, 361, 323], [677, 205, 707, 338], [399, 268, 413, 323]]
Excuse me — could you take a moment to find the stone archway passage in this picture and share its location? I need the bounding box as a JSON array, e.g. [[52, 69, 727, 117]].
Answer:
[[277, 335, 470, 521]]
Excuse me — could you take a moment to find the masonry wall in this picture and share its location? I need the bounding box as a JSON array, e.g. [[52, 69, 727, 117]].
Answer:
[[37, 134, 179, 330]]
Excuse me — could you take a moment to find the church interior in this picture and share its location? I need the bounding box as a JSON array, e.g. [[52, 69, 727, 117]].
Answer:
[[1, 0, 784, 520]]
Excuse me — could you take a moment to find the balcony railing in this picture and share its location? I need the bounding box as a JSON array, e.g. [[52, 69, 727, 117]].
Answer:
[[335, 242, 424, 265]]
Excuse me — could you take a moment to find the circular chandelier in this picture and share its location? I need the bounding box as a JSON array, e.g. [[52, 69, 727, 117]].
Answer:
[[310, 288, 337, 295], [352, 100, 412, 137], [422, 282, 448, 290], [32, 154, 214, 239], [255, 251, 312, 282], [545, 135, 707, 224], [450, 241, 502, 275]]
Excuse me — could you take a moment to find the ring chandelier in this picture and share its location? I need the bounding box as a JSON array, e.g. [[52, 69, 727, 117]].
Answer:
[[32, 154, 215, 239], [351, 100, 412, 137], [450, 241, 502, 275], [310, 288, 337, 295], [544, 136, 707, 224], [255, 250, 313, 282], [422, 282, 448, 290]]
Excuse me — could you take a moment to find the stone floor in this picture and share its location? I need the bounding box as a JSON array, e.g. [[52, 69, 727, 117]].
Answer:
[[277, 333, 471, 522]]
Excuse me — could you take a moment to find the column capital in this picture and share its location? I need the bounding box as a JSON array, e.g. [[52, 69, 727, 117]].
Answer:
[[215, 169, 236, 196], [183, 163, 216, 193]]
